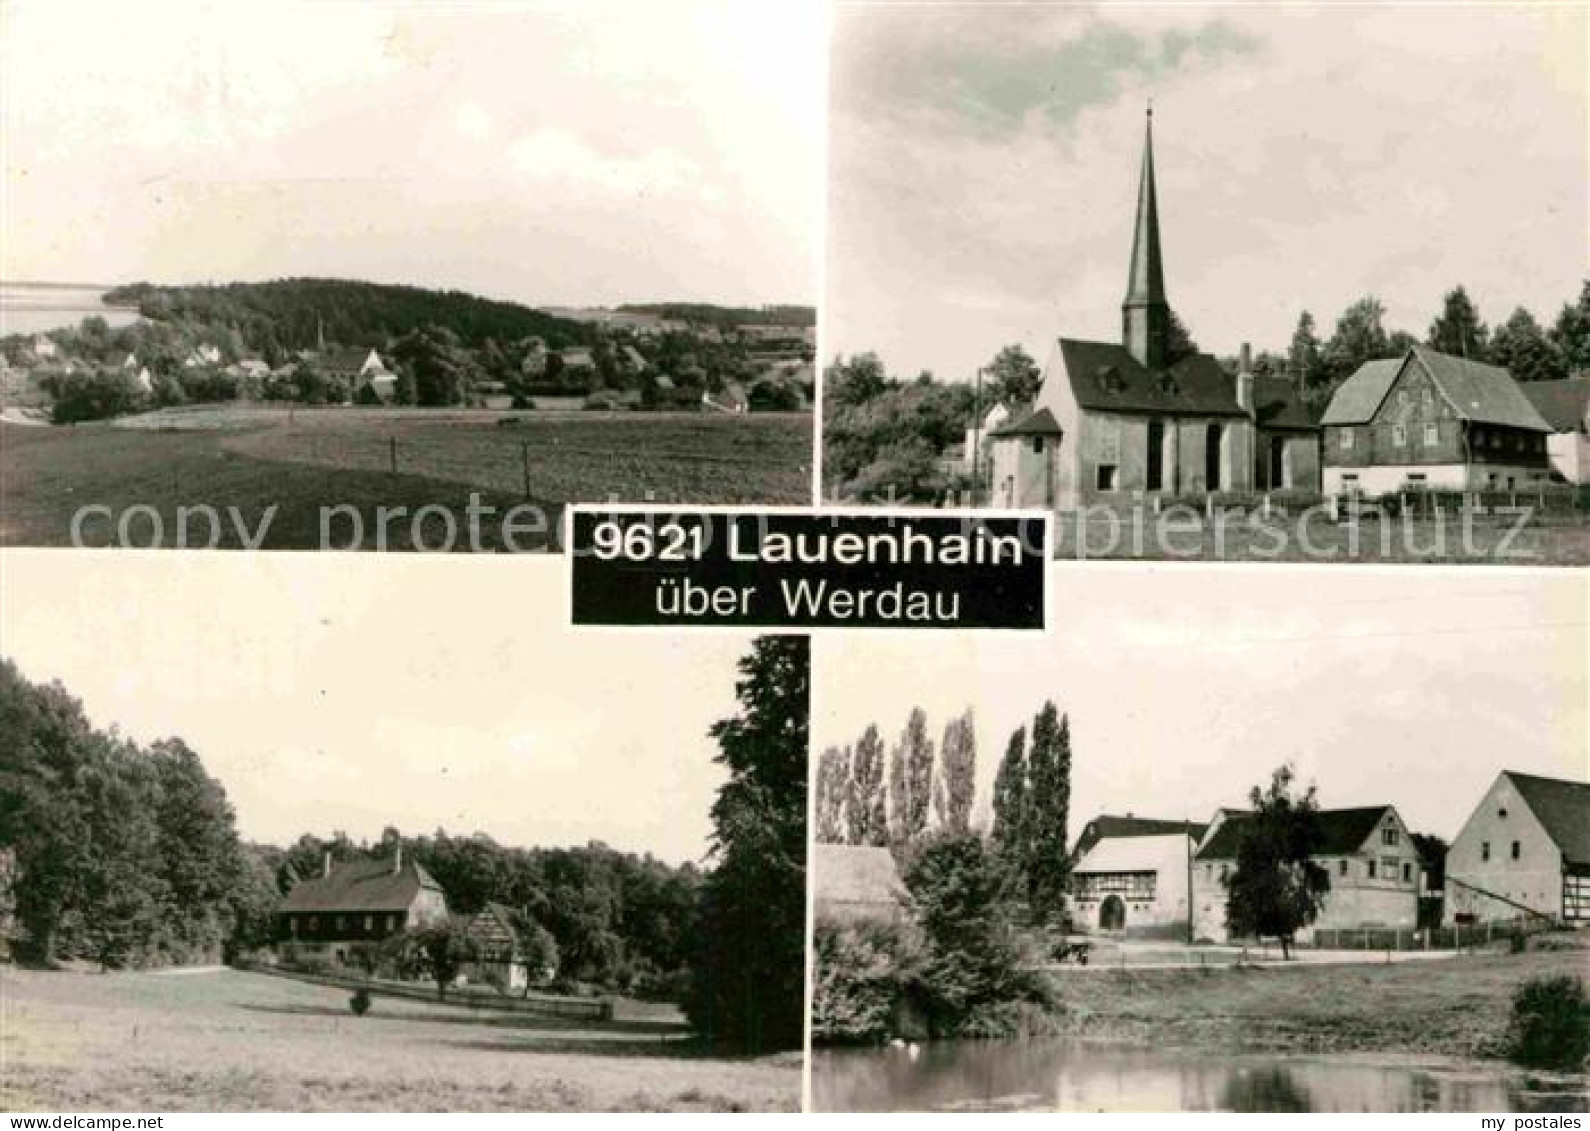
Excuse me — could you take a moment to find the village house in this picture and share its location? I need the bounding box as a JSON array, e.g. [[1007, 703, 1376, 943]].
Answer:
[[1444, 770, 1590, 927], [1520, 376, 1590, 485], [1068, 815, 1207, 938], [182, 343, 222, 368], [320, 347, 397, 401], [813, 844, 903, 925], [987, 109, 1321, 511], [1191, 805, 1422, 944], [1321, 347, 1554, 496], [274, 850, 449, 964], [460, 902, 545, 991]]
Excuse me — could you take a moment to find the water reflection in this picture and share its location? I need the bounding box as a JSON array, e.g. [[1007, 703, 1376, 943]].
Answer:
[[811, 1039, 1589, 1113]]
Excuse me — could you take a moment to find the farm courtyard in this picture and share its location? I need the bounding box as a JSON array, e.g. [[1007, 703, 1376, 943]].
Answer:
[[0, 966, 800, 1112], [0, 406, 812, 550]]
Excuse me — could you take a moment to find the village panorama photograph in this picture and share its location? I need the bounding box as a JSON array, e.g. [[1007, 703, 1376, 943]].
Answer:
[[0, 0, 820, 551], [0, 554, 808, 1111], [822, 4, 1589, 564], [809, 566, 1588, 1112]]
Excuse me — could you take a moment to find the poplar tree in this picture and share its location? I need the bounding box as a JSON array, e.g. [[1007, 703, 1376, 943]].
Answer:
[[814, 746, 850, 845], [933, 709, 977, 835], [1024, 703, 1072, 923], [990, 726, 1028, 882], [902, 707, 935, 842], [847, 725, 888, 847]]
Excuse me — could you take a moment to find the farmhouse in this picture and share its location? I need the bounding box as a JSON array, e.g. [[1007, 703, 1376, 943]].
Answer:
[[461, 902, 544, 991], [1320, 347, 1554, 495], [275, 850, 449, 963], [987, 109, 1321, 511], [813, 844, 903, 925], [1444, 770, 1590, 926], [1068, 815, 1207, 938], [1520, 376, 1590, 485], [1191, 805, 1422, 944]]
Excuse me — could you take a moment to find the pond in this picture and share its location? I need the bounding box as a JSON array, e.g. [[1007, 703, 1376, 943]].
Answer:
[[811, 1039, 1588, 1113]]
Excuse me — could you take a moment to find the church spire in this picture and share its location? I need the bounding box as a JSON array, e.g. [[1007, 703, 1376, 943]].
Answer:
[[1122, 104, 1170, 369]]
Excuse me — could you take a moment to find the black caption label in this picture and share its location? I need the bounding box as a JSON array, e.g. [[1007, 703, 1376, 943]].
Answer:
[[569, 508, 1047, 629]]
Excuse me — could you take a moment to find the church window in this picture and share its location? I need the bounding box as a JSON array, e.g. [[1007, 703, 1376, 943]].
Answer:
[[1146, 420, 1165, 491], [1096, 464, 1118, 491]]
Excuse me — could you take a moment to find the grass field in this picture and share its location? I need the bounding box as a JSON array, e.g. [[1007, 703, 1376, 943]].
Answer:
[[0, 406, 812, 550], [1049, 935, 1590, 1061], [0, 967, 800, 1112]]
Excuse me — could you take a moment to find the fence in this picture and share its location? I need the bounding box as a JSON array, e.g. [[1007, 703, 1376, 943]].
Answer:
[[1333, 486, 1588, 523], [237, 960, 614, 1021], [1309, 915, 1557, 952]]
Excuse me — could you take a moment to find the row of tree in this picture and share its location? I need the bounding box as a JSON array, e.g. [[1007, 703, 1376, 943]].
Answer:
[[815, 707, 979, 849]]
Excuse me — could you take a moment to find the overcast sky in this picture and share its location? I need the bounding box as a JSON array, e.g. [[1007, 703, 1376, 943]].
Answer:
[[1, 0, 819, 307], [0, 553, 751, 864], [826, 3, 1587, 380], [815, 567, 1587, 844]]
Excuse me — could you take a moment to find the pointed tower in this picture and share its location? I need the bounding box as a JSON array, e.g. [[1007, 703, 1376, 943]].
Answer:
[[1122, 105, 1170, 369]]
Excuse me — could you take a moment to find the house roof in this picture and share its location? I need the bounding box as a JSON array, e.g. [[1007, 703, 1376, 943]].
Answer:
[[1321, 359, 1404, 426], [813, 844, 902, 909], [1197, 806, 1395, 860], [1520, 377, 1590, 433], [1056, 339, 1262, 419], [991, 407, 1064, 438], [1505, 771, 1590, 867], [1253, 374, 1320, 430], [1073, 815, 1208, 860], [1075, 833, 1194, 875], [279, 855, 445, 914], [1413, 347, 1551, 432]]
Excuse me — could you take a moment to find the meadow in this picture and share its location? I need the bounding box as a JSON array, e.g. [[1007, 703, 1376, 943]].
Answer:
[[0, 406, 812, 549], [0, 967, 800, 1112]]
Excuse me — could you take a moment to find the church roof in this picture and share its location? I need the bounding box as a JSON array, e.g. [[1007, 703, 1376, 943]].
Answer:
[[1197, 806, 1396, 861], [1504, 771, 1590, 867], [1519, 376, 1590, 433], [1124, 108, 1166, 309], [1253, 374, 1321, 430], [1056, 339, 1253, 418]]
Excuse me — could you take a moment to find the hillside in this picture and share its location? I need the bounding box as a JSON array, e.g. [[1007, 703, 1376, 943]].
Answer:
[[615, 303, 815, 329], [103, 278, 592, 353]]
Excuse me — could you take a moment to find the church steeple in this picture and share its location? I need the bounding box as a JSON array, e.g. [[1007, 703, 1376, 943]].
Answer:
[[1122, 104, 1170, 369]]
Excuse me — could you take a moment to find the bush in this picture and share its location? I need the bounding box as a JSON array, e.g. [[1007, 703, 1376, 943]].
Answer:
[[1508, 974, 1589, 1070], [48, 370, 148, 423], [811, 918, 914, 1045], [349, 988, 371, 1016]]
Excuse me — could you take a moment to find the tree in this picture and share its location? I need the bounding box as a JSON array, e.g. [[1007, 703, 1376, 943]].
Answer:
[[1427, 285, 1489, 360], [814, 746, 850, 845], [899, 709, 935, 843], [900, 830, 1039, 1034], [985, 344, 1041, 407], [933, 710, 977, 835], [847, 725, 888, 847], [686, 637, 808, 1051], [1223, 764, 1331, 959], [393, 920, 480, 1000], [1321, 296, 1394, 388], [1165, 308, 1199, 365], [1024, 704, 1071, 924], [826, 352, 889, 408], [508, 911, 559, 990], [1491, 307, 1568, 384], [1549, 280, 1590, 372], [989, 726, 1028, 885], [392, 324, 476, 406], [1287, 311, 1324, 394]]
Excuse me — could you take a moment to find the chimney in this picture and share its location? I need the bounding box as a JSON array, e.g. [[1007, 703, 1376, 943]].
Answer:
[[322, 851, 332, 878], [1236, 342, 1254, 415], [392, 846, 403, 875]]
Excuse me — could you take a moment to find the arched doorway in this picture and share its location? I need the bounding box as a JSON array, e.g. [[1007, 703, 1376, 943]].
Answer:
[[1099, 894, 1126, 932]]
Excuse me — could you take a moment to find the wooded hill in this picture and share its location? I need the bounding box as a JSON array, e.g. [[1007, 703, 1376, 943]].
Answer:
[[616, 303, 815, 329], [103, 278, 594, 356]]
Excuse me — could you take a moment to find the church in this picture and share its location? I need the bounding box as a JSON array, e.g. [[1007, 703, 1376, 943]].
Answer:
[[988, 110, 1321, 511]]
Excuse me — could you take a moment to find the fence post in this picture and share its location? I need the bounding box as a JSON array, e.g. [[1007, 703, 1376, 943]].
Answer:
[[389, 436, 397, 474], [521, 441, 532, 500]]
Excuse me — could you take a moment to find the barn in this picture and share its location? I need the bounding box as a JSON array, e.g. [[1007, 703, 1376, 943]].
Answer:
[[274, 850, 449, 964], [1444, 770, 1590, 927]]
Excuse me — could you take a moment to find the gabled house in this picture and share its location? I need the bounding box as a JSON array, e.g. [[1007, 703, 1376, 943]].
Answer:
[[1444, 770, 1590, 926], [1191, 805, 1422, 943], [987, 111, 1320, 510], [1321, 347, 1554, 495], [813, 844, 903, 925], [461, 902, 547, 991], [275, 850, 449, 963], [1068, 815, 1208, 938], [1520, 376, 1590, 485]]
